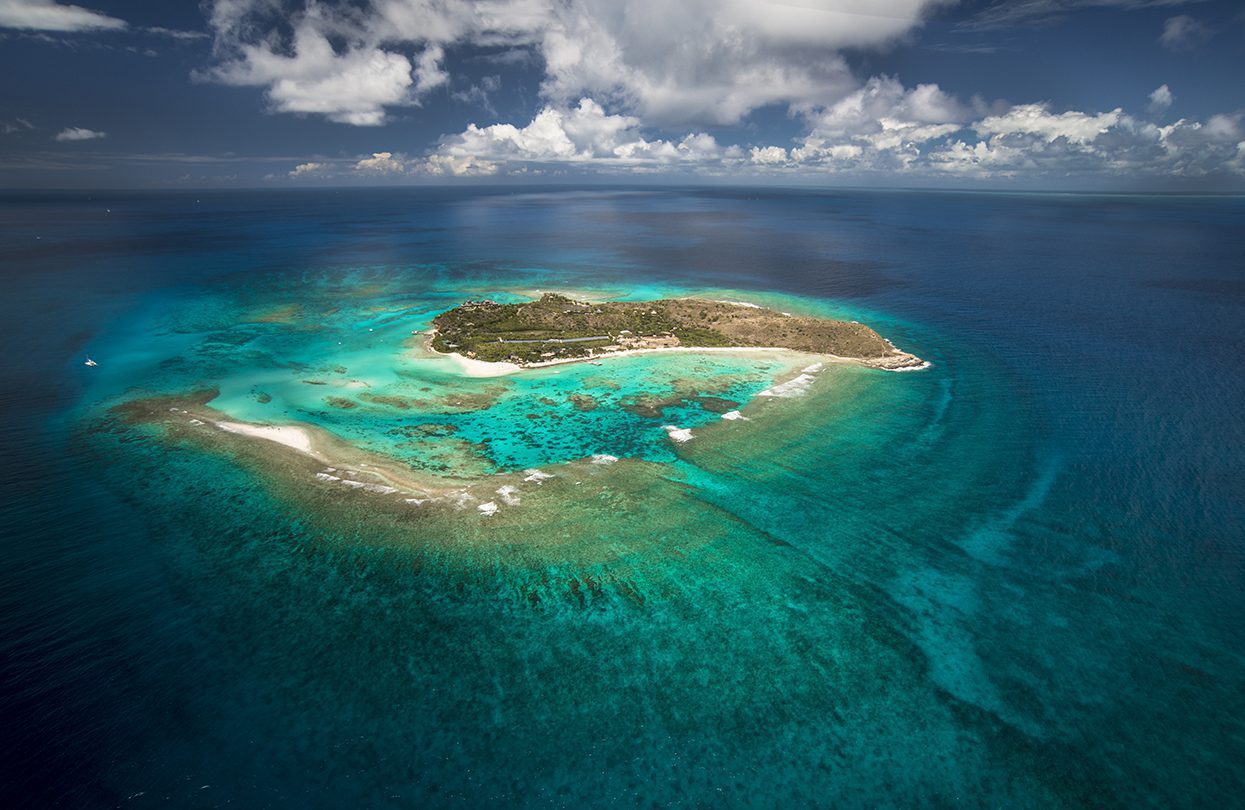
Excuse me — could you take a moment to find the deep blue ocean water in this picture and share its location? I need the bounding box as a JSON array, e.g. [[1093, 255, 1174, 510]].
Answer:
[[1, 187, 1242, 807]]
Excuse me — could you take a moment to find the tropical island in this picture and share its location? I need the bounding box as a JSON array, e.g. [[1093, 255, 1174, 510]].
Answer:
[[430, 293, 926, 371]]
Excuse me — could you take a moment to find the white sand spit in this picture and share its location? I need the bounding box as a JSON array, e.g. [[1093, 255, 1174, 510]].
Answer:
[[217, 422, 315, 454]]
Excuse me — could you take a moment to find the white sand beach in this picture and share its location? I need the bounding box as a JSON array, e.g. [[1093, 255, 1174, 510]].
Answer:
[[447, 353, 524, 377]]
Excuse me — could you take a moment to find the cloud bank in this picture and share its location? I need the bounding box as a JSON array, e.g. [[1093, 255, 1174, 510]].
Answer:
[[401, 79, 1244, 182]]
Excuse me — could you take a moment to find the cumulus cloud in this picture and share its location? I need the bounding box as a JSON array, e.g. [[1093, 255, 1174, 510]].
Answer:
[[354, 151, 409, 173], [973, 105, 1121, 144], [288, 161, 326, 177], [1160, 15, 1211, 50], [203, 0, 945, 127], [784, 77, 970, 170], [750, 146, 790, 166], [0, 0, 125, 32], [54, 126, 106, 141], [1148, 84, 1173, 114], [206, 20, 415, 126], [420, 98, 743, 175], [929, 106, 1244, 180], [424, 154, 500, 177]]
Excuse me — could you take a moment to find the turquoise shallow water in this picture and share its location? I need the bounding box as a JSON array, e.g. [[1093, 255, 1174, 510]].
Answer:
[[1, 188, 1243, 806]]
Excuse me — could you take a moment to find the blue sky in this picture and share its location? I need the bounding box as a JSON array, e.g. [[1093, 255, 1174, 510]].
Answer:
[[1, 0, 1242, 189]]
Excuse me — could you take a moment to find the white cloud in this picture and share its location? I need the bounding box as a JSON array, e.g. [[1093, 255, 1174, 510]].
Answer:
[[203, 0, 945, 127], [413, 44, 448, 95], [354, 151, 410, 173], [421, 81, 1245, 183], [144, 26, 209, 41], [1201, 114, 1242, 141], [288, 161, 326, 177], [421, 98, 744, 175], [54, 126, 106, 141], [787, 77, 969, 169], [1148, 84, 1173, 114], [206, 21, 415, 126], [0, 0, 125, 32], [974, 104, 1121, 144], [424, 154, 500, 176], [750, 146, 790, 166], [929, 108, 1244, 179], [1160, 14, 1211, 50]]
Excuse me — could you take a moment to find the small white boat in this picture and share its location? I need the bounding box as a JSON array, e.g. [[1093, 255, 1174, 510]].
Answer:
[[84, 357, 98, 367]]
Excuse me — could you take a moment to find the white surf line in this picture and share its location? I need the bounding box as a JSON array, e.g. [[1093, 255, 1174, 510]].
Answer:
[[663, 425, 694, 443]]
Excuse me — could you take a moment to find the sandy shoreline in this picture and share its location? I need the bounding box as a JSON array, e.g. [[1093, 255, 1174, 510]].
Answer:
[[439, 343, 925, 377], [446, 353, 524, 377]]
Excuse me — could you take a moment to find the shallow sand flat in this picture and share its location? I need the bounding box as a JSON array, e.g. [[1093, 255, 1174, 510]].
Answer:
[[105, 363, 864, 570], [124, 395, 488, 503], [216, 421, 318, 456]]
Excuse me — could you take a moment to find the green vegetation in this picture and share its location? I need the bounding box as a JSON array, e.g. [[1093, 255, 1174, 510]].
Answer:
[[430, 293, 922, 368]]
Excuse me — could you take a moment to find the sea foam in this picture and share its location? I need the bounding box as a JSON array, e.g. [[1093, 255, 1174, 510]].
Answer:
[[757, 374, 816, 398], [338, 479, 398, 495]]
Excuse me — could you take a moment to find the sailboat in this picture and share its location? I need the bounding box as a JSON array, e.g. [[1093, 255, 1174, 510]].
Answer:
[[84, 357, 98, 367]]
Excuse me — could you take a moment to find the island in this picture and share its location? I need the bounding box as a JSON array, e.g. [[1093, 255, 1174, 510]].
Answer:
[[429, 293, 926, 371]]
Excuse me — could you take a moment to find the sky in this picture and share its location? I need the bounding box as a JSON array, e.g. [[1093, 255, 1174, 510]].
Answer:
[[0, 0, 1242, 190]]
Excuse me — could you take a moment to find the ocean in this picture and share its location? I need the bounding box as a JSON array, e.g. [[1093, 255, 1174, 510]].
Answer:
[[1, 187, 1242, 807]]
